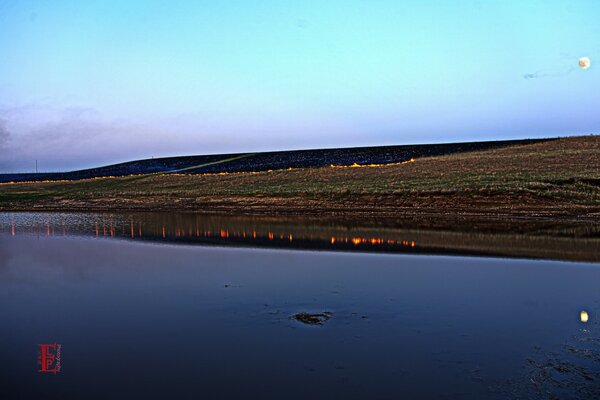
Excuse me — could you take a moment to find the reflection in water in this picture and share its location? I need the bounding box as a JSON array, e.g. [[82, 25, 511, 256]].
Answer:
[[1, 213, 420, 251], [1, 212, 600, 262], [581, 310, 589, 323]]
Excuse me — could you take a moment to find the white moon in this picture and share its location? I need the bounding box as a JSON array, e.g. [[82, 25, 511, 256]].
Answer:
[[579, 56, 591, 70]]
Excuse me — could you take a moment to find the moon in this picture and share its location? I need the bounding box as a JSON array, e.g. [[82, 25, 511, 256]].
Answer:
[[579, 56, 591, 70]]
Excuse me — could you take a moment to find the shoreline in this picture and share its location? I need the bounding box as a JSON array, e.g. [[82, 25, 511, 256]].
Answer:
[[2, 204, 599, 231], [2, 191, 599, 221], [2, 206, 599, 221], [2, 135, 599, 223]]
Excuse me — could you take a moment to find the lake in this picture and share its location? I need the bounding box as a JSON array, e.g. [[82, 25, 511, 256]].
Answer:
[[1, 212, 599, 399]]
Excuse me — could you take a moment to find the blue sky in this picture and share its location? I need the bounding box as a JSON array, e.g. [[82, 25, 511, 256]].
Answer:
[[0, 0, 598, 171]]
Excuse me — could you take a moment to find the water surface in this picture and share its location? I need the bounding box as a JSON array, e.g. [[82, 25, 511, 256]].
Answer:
[[2, 212, 599, 262], [1, 212, 599, 399]]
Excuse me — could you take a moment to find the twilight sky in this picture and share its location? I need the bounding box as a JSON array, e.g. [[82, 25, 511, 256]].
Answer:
[[0, 0, 598, 172]]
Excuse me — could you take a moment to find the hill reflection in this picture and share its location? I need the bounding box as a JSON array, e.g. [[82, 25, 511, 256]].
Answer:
[[1, 212, 599, 262]]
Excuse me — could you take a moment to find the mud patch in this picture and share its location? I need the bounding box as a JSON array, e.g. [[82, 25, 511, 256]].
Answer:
[[291, 312, 333, 325]]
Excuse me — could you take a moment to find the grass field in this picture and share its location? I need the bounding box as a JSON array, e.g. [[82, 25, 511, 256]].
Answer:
[[1, 135, 599, 219]]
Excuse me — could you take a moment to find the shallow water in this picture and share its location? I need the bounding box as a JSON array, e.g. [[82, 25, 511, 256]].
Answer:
[[1, 212, 599, 399]]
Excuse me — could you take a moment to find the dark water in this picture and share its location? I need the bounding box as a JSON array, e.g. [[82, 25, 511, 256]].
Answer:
[[1, 212, 599, 399]]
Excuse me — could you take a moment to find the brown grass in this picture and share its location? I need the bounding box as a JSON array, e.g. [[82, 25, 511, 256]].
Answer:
[[1, 135, 599, 219]]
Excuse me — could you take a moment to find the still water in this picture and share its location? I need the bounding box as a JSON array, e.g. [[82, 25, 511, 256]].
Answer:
[[1, 212, 599, 399]]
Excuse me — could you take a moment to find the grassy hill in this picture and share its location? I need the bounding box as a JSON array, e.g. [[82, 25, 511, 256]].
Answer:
[[0, 138, 545, 183], [1, 135, 599, 220]]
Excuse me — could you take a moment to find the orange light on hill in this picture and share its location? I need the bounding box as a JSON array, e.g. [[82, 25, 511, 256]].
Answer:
[[0, 156, 420, 186], [329, 158, 415, 169]]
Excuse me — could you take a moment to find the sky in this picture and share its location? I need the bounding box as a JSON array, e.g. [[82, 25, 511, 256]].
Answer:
[[0, 0, 599, 172]]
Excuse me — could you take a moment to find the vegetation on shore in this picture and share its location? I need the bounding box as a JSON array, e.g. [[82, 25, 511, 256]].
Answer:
[[1, 136, 599, 219]]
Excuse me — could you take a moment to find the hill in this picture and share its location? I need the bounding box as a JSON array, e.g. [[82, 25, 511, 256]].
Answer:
[[1, 135, 599, 221], [1, 138, 546, 183]]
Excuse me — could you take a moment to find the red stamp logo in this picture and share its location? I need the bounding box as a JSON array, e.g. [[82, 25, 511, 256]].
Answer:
[[38, 343, 62, 373]]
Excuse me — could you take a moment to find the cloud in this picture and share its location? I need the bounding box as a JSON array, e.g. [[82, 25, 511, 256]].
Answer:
[[0, 118, 9, 149], [523, 66, 574, 80], [0, 104, 143, 172], [0, 103, 268, 172], [523, 72, 542, 80]]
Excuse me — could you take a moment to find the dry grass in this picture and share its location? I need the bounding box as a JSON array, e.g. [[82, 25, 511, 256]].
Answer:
[[1, 135, 599, 219]]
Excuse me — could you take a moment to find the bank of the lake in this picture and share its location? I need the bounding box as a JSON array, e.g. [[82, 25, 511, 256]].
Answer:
[[1, 136, 599, 220]]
